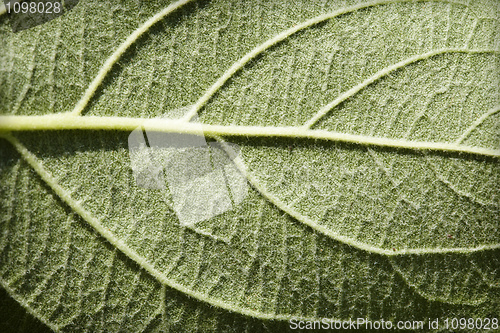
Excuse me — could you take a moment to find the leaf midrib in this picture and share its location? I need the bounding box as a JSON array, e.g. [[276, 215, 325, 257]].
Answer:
[[1, 113, 499, 157], [2, 0, 497, 277], [2, 0, 498, 322]]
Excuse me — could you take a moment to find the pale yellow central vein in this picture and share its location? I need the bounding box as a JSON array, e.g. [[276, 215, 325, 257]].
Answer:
[[2, 0, 497, 322], [0, 115, 498, 158]]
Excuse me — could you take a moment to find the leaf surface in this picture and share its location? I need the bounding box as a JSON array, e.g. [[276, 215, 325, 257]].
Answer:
[[0, 0, 499, 331]]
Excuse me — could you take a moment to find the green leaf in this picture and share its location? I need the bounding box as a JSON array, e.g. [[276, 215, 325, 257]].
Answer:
[[0, 0, 498, 331]]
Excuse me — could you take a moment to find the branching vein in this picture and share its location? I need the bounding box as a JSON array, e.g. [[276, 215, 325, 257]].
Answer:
[[69, 0, 194, 116], [181, 0, 477, 122], [0, 132, 351, 322], [303, 49, 499, 129]]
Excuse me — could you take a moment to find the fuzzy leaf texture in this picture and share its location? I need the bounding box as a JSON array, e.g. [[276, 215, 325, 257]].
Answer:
[[0, 0, 499, 332]]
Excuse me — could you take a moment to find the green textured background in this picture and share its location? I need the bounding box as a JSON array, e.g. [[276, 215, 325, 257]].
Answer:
[[0, 0, 499, 332]]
